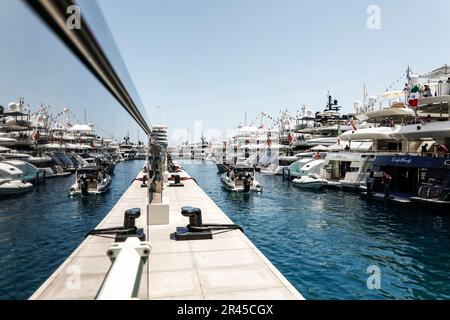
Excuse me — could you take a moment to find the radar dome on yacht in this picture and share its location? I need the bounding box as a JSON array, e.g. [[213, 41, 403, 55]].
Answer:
[[8, 102, 21, 113]]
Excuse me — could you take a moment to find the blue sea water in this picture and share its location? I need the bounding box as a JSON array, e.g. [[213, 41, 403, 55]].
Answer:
[[1, 159, 449, 300], [182, 161, 450, 300], [0, 160, 144, 300]]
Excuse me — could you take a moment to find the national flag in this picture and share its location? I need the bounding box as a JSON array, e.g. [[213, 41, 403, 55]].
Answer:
[[288, 133, 294, 143], [32, 130, 39, 142], [337, 125, 342, 145], [350, 117, 357, 131], [409, 99, 418, 108]]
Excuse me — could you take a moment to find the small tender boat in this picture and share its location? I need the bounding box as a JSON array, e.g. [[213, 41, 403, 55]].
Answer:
[[221, 164, 262, 192], [292, 175, 328, 190], [69, 167, 111, 196]]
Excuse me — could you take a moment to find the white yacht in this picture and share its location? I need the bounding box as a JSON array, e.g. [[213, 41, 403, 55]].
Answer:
[[151, 124, 168, 148], [294, 159, 325, 177], [319, 152, 375, 190], [1, 160, 41, 183]]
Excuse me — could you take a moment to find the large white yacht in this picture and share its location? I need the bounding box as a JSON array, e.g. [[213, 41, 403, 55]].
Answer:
[[151, 124, 168, 148]]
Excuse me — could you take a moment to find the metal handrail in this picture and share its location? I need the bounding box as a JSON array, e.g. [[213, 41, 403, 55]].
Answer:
[[96, 238, 151, 300]]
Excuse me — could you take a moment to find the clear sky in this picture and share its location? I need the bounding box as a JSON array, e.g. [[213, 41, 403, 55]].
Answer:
[[0, 0, 146, 143], [2, 1, 450, 145], [97, 0, 450, 144]]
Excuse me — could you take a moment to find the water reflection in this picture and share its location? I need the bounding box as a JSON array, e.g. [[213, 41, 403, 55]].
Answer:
[[182, 161, 450, 300], [0, 0, 147, 142]]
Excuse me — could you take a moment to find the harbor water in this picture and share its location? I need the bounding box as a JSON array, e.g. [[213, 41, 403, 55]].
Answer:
[[182, 161, 450, 300], [0, 160, 145, 300]]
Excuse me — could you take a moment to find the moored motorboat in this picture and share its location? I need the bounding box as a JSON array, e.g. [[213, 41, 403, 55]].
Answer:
[[2, 160, 41, 182], [0, 162, 34, 196], [69, 167, 111, 196], [0, 179, 33, 196], [292, 175, 328, 190], [221, 165, 262, 192]]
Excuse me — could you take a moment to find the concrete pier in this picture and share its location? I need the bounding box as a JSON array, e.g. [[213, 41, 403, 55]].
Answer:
[[31, 169, 304, 300]]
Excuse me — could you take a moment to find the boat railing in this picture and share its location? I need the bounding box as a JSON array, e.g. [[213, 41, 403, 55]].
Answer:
[[96, 237, 151, 300], [356, 150, 450, 158]]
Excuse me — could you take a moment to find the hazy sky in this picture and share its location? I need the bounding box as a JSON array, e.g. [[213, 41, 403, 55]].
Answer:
[[97, 0, 450, 144]]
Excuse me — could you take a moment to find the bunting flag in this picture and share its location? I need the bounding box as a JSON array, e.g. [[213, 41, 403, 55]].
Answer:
[[350, 117, 357, 131], [288, 133, 293, 143], [32, 130, 40, 142], [337, 125, 342, 145]]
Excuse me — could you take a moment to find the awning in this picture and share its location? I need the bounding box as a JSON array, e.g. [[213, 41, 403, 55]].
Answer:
[[309, 145, 329, 151], [350, 141, 373, 151], [68, 124, 94, 132], [328, 144, 346, 151]]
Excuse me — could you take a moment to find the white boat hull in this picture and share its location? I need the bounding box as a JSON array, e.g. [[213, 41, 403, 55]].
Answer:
[[0, 180, 33, 196], [69, 175, 112, 196], [292, 177, 328, 190], [221, 176, 262, 192]]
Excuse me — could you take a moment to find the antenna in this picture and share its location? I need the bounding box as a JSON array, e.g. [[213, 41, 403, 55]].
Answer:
[[363, 83, 367, 108]]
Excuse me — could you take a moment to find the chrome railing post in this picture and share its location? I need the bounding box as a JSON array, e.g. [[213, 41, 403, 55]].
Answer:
[[96, 238, 151, 300]]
